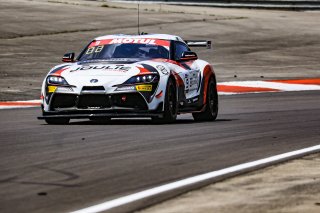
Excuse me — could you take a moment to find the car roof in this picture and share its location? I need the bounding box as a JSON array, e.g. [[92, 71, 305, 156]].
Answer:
[[94, 34, 185, 43]]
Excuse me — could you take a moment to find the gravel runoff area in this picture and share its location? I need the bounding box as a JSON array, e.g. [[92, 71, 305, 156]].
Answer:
[[137, 153, 320, 213], [0, 1, 319, 212]]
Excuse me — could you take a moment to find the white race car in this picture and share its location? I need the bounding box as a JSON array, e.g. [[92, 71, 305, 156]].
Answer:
[[38, 34, 218, 124]]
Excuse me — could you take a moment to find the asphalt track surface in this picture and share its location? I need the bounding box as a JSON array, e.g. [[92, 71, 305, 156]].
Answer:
[[1, 90, 320, 213], [1, 1, 320, 212]]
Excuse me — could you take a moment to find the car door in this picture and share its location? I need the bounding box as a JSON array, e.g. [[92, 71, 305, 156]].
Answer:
[[173, 41, 201, 100]]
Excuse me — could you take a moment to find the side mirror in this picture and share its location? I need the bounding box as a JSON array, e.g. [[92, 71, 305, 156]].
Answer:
[[179, 51, 198, 61], [62, 52, 75, 62]]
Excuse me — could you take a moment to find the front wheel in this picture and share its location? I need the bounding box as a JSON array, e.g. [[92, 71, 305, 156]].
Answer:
[[192, 78, 218, 121], [42, 107, 70, 124], [152, 78, 178, 124]]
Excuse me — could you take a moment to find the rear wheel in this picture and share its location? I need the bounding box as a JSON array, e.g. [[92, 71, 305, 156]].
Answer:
[[44, 118, 70, 125], [192, 78, 218, 121], [152, 78, 177, 124]]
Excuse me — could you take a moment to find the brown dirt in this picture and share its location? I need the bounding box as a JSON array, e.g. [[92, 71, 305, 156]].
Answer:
[[137, 153, 320, 213]]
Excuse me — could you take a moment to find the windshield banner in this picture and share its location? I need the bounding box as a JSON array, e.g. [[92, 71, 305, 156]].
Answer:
[[89, 38, 170, 48]]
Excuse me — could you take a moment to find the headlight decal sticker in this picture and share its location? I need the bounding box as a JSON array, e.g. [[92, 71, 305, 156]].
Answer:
[[49, 65, 70, 75], [51, 67, 70, 76], [137, 66, 152, 75], [140, 63, 159, 75]]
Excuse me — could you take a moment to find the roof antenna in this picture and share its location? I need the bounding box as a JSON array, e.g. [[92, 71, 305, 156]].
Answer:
[[137, 2, 140, 35]]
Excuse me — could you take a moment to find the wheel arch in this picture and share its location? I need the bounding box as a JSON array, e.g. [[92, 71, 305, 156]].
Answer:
[[169, 71, 185, 106], [201, 64, 216, 106]]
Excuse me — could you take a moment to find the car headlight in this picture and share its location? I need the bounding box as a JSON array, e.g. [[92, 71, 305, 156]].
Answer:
[[46, 76, 69, 86], [124, 74, 159, 84], [45, 76, 70, 104]]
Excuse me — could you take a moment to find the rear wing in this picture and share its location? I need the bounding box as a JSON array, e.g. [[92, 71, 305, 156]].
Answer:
[[185, 40, 212, 49]]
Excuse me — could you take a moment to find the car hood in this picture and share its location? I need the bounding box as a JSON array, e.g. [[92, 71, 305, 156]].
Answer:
[[49, 60, 162, 87]]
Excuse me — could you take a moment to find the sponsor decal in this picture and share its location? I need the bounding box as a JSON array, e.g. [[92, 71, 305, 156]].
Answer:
[[70, 65, 131, 72], [184, 70, 200, 93], [57, 87, 73, 92], [89, 39, 170, 48], [156, 65, 169, 75], [85, 45, 104, 55], [136, 84, 152, 92], [187, 96, 199, 104], [47, 86, 57, 93], [110, 38, 157, 45], [116, 86, 136, 91]]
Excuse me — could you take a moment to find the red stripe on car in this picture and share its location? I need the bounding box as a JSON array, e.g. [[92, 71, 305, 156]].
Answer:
[[137, 67, 152, 74], [202, 65, 214, 104], [52, 67, 68, 76]]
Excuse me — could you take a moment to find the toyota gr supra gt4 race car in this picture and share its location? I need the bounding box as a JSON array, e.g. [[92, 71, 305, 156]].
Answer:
[[38, 34, 218, 124]]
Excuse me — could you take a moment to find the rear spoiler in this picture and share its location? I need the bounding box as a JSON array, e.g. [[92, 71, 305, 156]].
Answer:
[[185, 40, 212, 49]]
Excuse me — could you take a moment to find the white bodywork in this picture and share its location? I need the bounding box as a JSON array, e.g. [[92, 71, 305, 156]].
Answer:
[[40, 34, 214, 117]]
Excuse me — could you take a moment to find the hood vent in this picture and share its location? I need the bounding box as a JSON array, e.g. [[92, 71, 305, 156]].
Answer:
[[82, 86, 105, 91], [81, 86, 105, 94]]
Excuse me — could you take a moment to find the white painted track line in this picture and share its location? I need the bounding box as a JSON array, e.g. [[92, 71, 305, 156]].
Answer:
[[219, 81, 320, 91], [0, 105, 39, 109], [70, 144, 320, 213]]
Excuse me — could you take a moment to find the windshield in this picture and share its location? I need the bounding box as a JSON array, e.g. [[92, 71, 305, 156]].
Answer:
[[79, 38, 170, 61]]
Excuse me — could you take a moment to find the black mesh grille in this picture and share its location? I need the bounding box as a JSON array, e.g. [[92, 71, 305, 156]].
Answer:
[[82, 86, 105, 91], [51, 94, 76, 108], [50, 93, 148, 111], [78, 95, 110, 109], [112, 93, 148, 110]]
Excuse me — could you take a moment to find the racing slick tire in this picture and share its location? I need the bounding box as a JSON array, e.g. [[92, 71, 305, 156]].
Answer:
[[192, 78, 218, 121], [42, 107, 70, 124], [44, 118, 70, 125], [152, 78, 178, 124]]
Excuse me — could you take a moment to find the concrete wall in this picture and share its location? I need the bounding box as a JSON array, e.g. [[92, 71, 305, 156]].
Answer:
[[113, 0, 320, 3]]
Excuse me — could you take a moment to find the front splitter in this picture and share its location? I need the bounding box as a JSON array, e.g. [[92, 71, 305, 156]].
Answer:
[[38, 112, 163, 119]]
